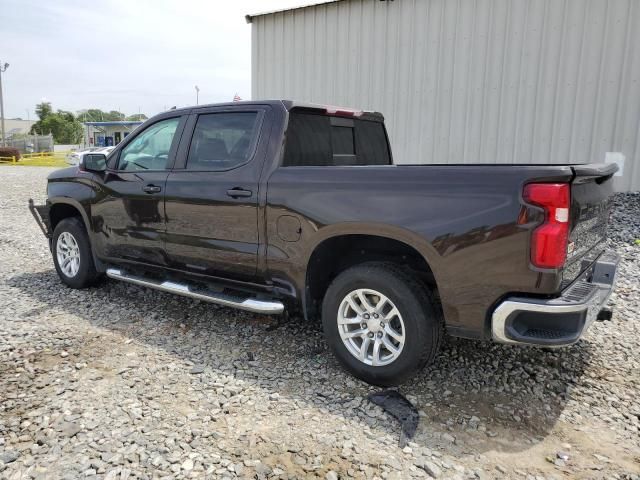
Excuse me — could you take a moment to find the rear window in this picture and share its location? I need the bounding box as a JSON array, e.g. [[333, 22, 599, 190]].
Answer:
[[282, 112, 391, 167]]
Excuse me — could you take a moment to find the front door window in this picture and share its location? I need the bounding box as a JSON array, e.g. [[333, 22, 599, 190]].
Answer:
[[118, 117, 180, 171]]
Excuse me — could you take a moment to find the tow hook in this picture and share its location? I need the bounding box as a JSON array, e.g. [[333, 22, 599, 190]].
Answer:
[[597, 307, 613, 321]]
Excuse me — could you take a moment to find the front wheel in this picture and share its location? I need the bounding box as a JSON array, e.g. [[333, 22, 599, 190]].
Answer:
[[52, 217, 100, 289], [321, 263, 443, 386]]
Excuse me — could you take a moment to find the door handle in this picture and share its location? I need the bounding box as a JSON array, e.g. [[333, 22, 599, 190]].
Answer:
[[226, 188, 252, 198], [143, 184, 162, 194]]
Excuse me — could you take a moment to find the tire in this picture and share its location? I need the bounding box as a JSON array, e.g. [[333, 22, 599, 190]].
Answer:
[[322, 262, 443, 386], [52, 217, 100, 289]]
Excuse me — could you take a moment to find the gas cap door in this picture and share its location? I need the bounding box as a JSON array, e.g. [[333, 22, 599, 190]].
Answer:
[[276, 215, 302, 242]]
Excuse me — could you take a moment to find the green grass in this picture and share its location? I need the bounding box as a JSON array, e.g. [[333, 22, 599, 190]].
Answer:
[[0, 154, 69, 167], [15, 156, 68, 167]]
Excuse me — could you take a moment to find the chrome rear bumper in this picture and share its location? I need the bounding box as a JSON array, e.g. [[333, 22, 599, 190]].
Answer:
[[492, 251, 619, 346]]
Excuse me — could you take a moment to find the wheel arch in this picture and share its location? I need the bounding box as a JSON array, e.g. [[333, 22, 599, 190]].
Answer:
[[48, 197, 105, 272], [48, 197, 91, 233], [302, 224, 443, 321]]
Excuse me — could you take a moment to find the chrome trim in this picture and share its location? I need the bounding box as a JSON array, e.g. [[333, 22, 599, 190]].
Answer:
[[491, 298, 599, 345], [106, 268, 284, 314], [492, 251, 619, 346]]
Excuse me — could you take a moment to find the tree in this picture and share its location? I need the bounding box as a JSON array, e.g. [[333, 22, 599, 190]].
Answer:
[[77, 108, 146, 122], [126, 113, 148, 121], [77, 109, 105, 122], [106, 110, 125, 121], [35, 102, 53, 121], [30, 103, 83, 144]]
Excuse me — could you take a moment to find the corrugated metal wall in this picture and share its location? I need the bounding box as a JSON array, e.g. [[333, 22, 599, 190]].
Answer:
[[251, 0, 640, 191]]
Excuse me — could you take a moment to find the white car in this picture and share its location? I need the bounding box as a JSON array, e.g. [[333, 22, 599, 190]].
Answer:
[[66, 147, 115, 166]]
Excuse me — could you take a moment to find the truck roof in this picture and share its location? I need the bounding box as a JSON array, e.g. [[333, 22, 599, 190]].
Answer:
[[168, 100, 384, 122]]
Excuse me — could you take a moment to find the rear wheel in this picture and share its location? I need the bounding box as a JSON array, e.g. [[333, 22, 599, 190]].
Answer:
[[52, 217, 100, 289], [322, 262, 443, 386]]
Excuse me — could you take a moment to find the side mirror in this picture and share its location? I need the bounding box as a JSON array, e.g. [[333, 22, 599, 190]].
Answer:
[[82, 153, 107, 172]]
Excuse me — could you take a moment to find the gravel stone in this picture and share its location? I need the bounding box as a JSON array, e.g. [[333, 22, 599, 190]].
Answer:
[[181, 458, 194, 471], [441, 433, 456, 443], [0, 167, 639, 479], [419, 460, 442, 478], [326, 470, 339, 480], [0, 451, 19, 464]]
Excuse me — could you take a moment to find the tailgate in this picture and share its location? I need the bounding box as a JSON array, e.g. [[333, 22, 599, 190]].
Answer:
[[563, 163, 617, 285]]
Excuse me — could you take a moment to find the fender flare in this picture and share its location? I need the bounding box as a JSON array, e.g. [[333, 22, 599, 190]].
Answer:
[[48, 196, 92, 233], [48, 197, 106, 272], [301, 222, 444, 319]]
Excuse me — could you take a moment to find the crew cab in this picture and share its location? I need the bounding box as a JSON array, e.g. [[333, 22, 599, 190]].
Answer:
[[30, 100, 619, 385]]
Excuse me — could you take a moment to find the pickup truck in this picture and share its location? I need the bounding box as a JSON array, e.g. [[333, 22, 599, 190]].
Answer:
[[30, 100, 619, 386]]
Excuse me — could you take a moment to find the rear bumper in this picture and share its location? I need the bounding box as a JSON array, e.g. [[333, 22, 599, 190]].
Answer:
[[492, 250, 619, 346]]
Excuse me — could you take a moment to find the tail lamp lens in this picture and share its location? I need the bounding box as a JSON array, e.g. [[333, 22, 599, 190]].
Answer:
[[523, 183, 570, 269]]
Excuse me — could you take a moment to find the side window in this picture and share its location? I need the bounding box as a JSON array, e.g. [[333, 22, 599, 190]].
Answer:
[[118, 117, 180, 171], [186, 112, 260, 171], [283, 112, 391, 166]]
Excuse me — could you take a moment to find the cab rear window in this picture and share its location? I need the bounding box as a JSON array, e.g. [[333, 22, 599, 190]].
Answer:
[[282, 112, 391, 167]]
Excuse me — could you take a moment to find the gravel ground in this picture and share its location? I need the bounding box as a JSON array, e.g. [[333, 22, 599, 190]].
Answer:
[[1, 166, 639, 480]]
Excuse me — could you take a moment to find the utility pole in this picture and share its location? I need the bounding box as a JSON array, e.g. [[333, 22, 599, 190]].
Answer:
[[0, 61, 9, 147], [195, 85, 199, 105]]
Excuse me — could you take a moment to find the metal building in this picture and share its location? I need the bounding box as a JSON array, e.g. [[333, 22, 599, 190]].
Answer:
[[83, 121, 143, 148], [247, 0, 640, 192]]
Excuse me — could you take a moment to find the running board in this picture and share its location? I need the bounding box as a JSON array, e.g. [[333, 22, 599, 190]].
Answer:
[[106, 268, 284, 314]]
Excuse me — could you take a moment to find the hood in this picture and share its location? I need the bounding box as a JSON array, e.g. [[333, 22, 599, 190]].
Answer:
[[47, 166, 79, 181]]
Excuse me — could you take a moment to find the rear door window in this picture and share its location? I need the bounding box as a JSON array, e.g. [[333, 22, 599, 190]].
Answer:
[[186, 112, 260, 171]]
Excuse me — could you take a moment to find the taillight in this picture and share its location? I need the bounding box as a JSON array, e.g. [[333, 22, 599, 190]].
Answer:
[[523, 183, 570, 269]]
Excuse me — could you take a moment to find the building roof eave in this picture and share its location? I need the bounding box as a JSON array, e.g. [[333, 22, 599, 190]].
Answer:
[[246, 0, 343, 23]]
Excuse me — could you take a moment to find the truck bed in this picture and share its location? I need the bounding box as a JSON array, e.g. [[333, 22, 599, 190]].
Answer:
[[266, 162, 616, 339]]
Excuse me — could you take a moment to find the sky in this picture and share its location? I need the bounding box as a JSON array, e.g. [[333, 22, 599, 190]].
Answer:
[[1, 0, 306, 120]]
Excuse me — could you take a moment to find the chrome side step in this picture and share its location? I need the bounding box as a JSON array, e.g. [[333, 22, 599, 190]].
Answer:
[[106, 268, 284, 314]]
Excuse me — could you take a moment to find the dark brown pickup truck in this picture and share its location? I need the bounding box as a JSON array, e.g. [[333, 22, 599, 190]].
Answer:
[[30, 100, 619, 385]]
